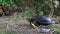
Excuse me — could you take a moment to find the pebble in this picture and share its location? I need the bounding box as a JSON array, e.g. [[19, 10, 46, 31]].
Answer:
[[41, 28, 50, 33]]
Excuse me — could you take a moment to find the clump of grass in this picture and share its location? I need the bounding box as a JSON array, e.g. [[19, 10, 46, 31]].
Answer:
[[55, 25, 60, 32], [55, 29, 60, 32], [53, 24, 60, 34], [0, 29, 16, 34]]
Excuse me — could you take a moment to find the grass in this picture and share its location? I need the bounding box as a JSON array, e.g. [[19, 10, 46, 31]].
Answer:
[[55, 24, 60, 32], [0, 29, 16, 34], [55, 29, 60, 32]]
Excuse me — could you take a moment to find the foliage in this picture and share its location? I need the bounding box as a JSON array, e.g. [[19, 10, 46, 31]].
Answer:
[[13, 0, 25, 7], [33, 0, 49, 9], [0, 0, 14, 7], [0, 0, 14, 16], [20, 8, 34, 18], [0, 0, 56, 16]]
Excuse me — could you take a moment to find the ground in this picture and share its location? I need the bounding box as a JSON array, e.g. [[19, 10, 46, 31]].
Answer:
[[0, 16, 59, 34]]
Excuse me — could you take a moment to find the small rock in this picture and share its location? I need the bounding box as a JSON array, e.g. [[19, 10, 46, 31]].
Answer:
[[41, 28, 50, 33]]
